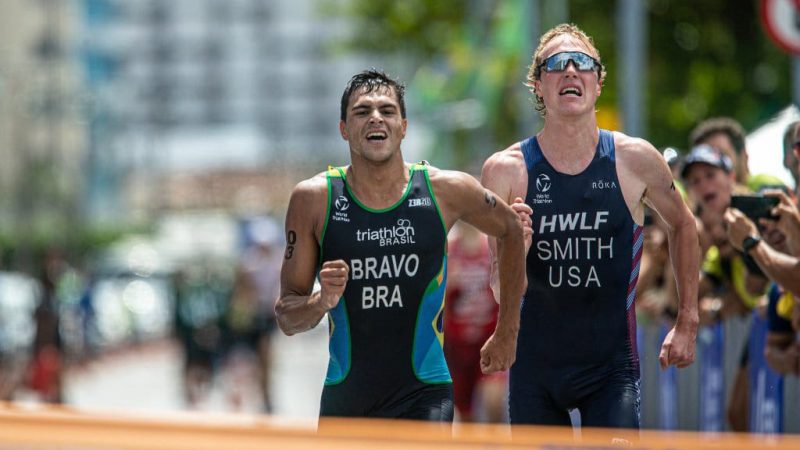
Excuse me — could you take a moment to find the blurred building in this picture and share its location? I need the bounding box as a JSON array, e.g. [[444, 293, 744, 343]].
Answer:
[[80, 0, 370, 222], [0, 0, 87, 230]]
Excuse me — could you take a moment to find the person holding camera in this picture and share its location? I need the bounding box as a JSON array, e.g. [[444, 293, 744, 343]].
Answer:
[[724, 188, 800, 300], [681, 144, 769, 321], [724, 189, 800, 377], [681, 143, 773, 431], [724, 119, 800, 301]]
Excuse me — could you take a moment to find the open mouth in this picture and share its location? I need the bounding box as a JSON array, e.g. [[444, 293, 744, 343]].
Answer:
[[559, 87, 582, 97], [703, 193, 717, 204], [366, 131, 387, 141]]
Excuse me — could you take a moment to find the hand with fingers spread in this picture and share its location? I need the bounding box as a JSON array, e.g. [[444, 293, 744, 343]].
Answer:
[[318, 260, 349, 310], [511, 197, 533, 254]]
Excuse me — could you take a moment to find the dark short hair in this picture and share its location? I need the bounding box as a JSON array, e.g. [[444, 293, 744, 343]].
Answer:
[[340, 69, 406, 122], [688, 117, 746, 155]]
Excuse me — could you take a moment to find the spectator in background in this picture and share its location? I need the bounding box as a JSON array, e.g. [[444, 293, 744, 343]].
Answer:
[[784, 123, 800, 258], [689, 116, 786, 198], [681, 144, 767, 320], [689, 117, 752, 187], [443, 222, 507, 423], [173, 263, 230, 409], [225, 217, 283, 412], [0, 258, 39, 402], [29, 248, 68, 403], [723, 185, 800, 377], [680, 144, 769, 432], [783, 121, 800, 195], [722, 118, 800, 299]]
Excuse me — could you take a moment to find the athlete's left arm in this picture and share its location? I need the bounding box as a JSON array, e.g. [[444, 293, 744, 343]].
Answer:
[[629, 139, 700, 369], [480, 146, 532, 301], [431, 169, 526, 374]]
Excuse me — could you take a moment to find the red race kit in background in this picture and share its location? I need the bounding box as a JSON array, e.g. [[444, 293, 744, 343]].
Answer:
[[444, 223, 507, 423]]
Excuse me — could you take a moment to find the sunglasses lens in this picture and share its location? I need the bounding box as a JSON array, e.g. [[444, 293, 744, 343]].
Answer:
[[541, 52, 597, 73], [575, 54, 595, 70]]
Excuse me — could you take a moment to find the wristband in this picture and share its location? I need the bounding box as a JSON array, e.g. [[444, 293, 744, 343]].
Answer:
[[742, 235, 762, 254]]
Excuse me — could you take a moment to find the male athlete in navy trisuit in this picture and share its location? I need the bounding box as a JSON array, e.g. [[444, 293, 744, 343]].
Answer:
[[481, 24, 699, 429], [275, 70, 526, 421]]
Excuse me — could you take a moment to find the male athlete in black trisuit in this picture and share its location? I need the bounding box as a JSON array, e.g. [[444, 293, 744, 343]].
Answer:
[[275, 70, 528, 421], [482, 24, 699, 429]]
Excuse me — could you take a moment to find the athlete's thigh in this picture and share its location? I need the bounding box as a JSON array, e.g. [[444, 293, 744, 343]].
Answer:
[[400, 384, 455, 422], [578, 373, 640, 429], [319, 385, 366, 418], [509, 371, 571, 426]]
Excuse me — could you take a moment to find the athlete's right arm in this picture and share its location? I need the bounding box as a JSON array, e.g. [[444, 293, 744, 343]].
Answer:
[[480, 145, 531, 300], [275, 176, 349, 336]]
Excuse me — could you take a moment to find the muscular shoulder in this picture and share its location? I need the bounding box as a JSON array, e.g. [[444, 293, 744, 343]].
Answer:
[[290, 171, 328, 202], [482, 143, 526, 176], [613, 132, 666, 175], [425, 165, 490, 227], [425, 165, 477, 193], [287, 171, 329, 236], [481, 143, 528, 202], [612, 132, 675, 218]]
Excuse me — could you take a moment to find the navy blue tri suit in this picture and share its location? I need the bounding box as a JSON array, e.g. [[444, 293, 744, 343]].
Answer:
[[318, 163, 454, 421], [510, 129, 643, 428]]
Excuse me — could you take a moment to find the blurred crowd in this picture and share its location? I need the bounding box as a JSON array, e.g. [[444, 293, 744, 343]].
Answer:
[[638, 116, 800, 431], [0, 215, 284, 414]]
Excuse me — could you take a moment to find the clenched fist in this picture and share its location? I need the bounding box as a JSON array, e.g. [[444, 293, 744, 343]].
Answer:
[[319, 260, 349, 310], [511, 197, 533, 254]]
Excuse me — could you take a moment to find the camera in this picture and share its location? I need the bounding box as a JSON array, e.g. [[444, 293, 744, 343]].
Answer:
[[730, 195, 779, 221]]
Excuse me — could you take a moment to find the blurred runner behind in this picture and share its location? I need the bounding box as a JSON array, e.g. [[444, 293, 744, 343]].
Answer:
[[444, 222, 507, 422], [225, 216, 283, 412]]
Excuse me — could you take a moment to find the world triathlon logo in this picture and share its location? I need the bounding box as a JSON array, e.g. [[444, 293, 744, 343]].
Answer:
[[332, 195, 351, 222], [536, 173, 552, 193], [335, 195, 350, 211]]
